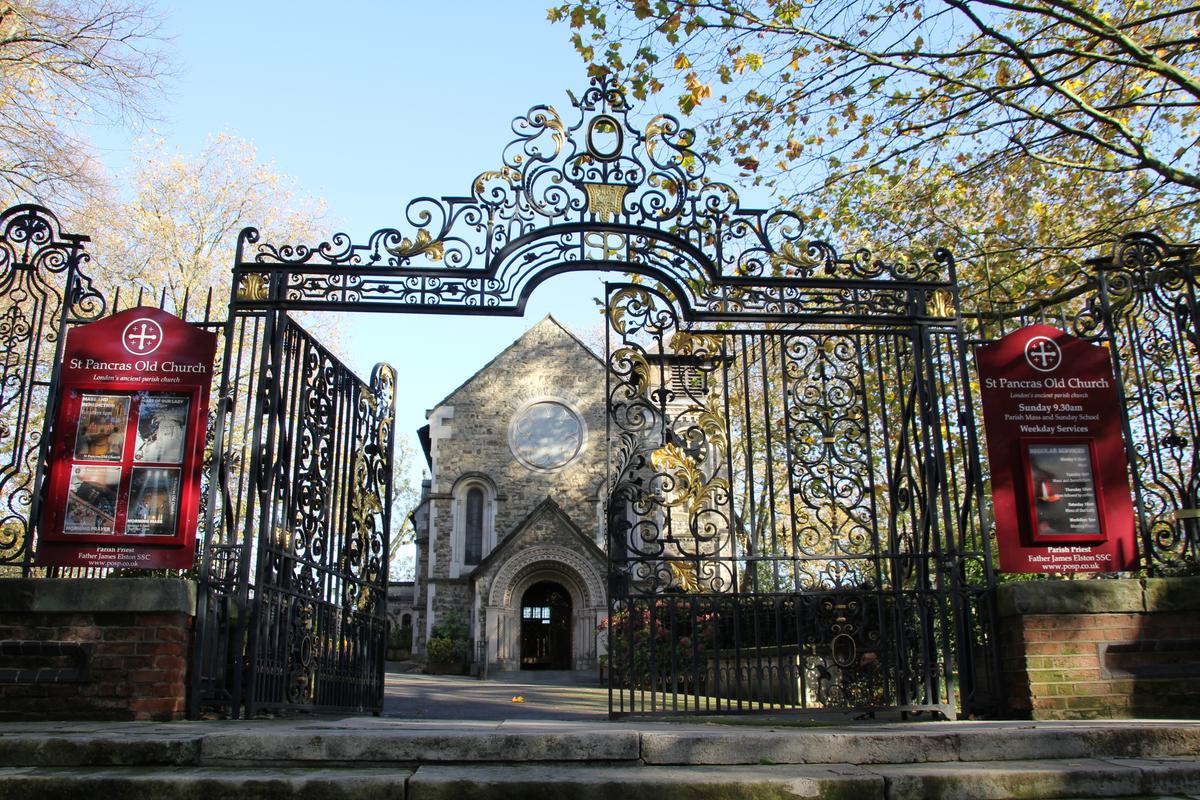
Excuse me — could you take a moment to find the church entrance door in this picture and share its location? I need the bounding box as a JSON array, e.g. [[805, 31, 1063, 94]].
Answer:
[[520, 581, 572, 670]]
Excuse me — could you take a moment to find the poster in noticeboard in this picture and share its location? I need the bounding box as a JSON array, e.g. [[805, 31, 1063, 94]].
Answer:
[[72, 394, 129, 462], [125, 467, 182, 536], [1022, 441, 1104, 541], [63, 464, 121, 535], [134, 395, 189, 464]]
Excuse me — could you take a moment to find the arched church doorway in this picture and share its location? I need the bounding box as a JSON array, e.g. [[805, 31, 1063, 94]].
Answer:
[[520, 581, 572, 670]]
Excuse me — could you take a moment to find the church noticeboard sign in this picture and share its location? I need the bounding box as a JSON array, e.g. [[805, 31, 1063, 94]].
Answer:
[[976, 325, 1137, 573], [36, 307, 217, 570]]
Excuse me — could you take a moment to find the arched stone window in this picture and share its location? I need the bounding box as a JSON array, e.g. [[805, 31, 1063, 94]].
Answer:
[[451, 475, 496, 576], [464, 486, 484, 564]]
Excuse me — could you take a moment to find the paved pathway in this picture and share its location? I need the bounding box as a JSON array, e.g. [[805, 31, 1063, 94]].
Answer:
[[382, 668, 610, 720]]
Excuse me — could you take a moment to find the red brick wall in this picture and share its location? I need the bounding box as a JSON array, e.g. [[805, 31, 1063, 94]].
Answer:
[[998, 578, 1200, 720], [0, 579, 194, 721]]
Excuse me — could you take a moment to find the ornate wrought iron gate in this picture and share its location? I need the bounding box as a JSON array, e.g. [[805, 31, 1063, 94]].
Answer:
[[1093, 236, 1200, 570], [190, 308, 395, 717], [0, 205, 99, 573], [604, 281, 995, 718], [199, 76, 1000, 718], [4, 79, 1198, 724]]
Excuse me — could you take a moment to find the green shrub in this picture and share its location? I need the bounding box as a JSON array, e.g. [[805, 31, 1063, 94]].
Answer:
[[426, 634, 467, 663], [429, 609, 468, 642], [426, 610, 469, 664]]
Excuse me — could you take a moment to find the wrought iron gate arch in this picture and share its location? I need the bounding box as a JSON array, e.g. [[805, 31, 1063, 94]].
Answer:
[[194, 74, 997, 719], [482, 221, 712, 317], [228, 75, 955, 322]]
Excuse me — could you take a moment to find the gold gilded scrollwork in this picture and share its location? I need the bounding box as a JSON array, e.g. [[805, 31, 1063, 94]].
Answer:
[[645, 115, 695, 163], [373, 364, 396, 482], [695, 393, 728, 462], [650, 442, 699, 507], [349, 453, 383, 550], [360, 380, 379, 417], [236, 273, 271, 302], [612, 346, 651, 395], [343, 363, 394, 611], [471, 165, 522, 196], [670, 330, 722, 358], [543, 106, 567, 153], [584, 183, 630, 220], [668, 560, 702, 593], [645, 116, 669, 159], [771, 240, 821, 272], [385, 229, 446, 262], [927, 289, 956, 318], [647, 173, 680, 203], [650, 441, 729, 516], [375, 362, 396, 407], [607, 286, 653, 335]]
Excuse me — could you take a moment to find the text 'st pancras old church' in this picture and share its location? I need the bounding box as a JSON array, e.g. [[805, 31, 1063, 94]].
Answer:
[[410, 316, 609, 671]]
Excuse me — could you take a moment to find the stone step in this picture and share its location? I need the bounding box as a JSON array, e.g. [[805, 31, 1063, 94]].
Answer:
[[637, 723, 1200, 765], [1, 759, 1199, 800], [407, 761, 1200, 800], [0, 766, 410, 800], [4, 721, 1200, 768]]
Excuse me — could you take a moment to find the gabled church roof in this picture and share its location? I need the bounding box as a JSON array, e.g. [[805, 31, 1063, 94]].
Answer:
[[426, 314, 604, 414], [468, 495, 606, 579]]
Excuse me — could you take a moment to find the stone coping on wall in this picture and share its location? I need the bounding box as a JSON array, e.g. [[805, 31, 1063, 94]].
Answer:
[[996, 577, 1200, 617], [0, 578, 197, 616]]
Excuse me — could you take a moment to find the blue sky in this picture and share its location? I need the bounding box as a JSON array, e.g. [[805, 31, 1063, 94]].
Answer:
[[88, 1, 622, 462], [108, 2, 593, 231]]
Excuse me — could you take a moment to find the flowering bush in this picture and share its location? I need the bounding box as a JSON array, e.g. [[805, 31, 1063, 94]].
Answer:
[[599, 602, 715, 688]]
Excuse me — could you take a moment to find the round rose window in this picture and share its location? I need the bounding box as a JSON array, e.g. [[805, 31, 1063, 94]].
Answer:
[[509, 400, 585, 471]]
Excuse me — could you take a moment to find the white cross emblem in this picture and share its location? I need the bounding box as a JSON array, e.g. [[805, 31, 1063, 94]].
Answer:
[[1024, 335, 1062, 373], [122, 318, 164, 356]]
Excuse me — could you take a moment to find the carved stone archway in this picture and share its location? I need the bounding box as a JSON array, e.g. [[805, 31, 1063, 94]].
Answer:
[[481, 544, 605, 671]]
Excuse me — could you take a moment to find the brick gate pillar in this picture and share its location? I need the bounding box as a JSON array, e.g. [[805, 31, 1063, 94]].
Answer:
[[998, 577, 1200, 719], [0, 578, 195, 721]]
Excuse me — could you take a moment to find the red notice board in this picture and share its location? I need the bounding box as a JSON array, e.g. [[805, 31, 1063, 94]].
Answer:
[[36, 307, 217, 570], [976, 325, 1137, 573]]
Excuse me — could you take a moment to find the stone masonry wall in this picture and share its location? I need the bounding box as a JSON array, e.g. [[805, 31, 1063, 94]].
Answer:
[[430, 580, 472, 619], [421, 318, 607, 643], [998, 577, 1200, 719], [472, 503, 604, 608], [0, 578, 194, 721], [432, 318, 607, 550]]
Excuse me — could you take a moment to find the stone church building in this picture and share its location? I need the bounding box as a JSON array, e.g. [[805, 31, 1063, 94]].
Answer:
[[410, 316, 609, 672]]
